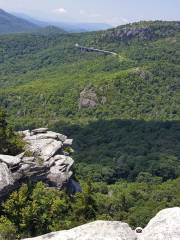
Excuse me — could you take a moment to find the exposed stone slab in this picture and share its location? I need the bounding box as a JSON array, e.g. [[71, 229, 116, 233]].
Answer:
[[0, 154, 21, 166], [0, 162, 14, 191], [22, 157, 35, 163], [31, 128, 48, 134], [138, 207, 180, 240], [24, 131, 65, 141], [25, 138, 62, 161], [22, 208, 180, 240], [41, 140, 63, 160], [63, 139, 73, 146], [0, 128, 78, 200], [57, 133, 67, 142], [23, 221, 136, 240]]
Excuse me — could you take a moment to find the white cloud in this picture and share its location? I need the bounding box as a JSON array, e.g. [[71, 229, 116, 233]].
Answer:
[[53, 7, 67, 14], [79, 9, 101, 18]]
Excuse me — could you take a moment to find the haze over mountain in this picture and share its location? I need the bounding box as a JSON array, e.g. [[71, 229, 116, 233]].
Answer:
[[0, 9, 39, 34], [13, 12, 112, 32], [0, 8, 111, 34]]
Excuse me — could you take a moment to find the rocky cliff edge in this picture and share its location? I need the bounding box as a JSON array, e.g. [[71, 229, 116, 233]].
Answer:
[[0, 128, 80, 200], [22, 207, 180, 240]]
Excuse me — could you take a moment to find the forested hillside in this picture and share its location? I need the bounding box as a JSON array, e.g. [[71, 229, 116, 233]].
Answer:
[[0, 9, 38, 34], [0, 20, 180, 239], [0, 21, 179, 183]]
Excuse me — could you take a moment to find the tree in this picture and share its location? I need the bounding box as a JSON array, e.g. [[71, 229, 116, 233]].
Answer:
[[0, 107, 24, 155], [72, 180, 97, 224], [0, 216, 17, 240]]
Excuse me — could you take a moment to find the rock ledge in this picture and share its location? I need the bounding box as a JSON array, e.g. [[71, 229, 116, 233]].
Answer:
[[22, 207, 180, 240], [0, 128, 77, 200]]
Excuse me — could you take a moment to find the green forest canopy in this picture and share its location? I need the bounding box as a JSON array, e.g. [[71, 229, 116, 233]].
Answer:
[[0, 21, 179, 239]]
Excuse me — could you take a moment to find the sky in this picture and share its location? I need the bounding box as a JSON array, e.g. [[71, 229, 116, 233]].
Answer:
[[0, 0, 179, 26]]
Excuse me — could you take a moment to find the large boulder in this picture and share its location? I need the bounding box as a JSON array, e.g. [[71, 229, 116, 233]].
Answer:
[[22, 208, 180, 240], [23, 221, 136, 240], [0, 162, 14, 196], [138, 207, 180, 240], [0, 128, 78, 200], [47, 155, 74, 188], [78, 87, 107, 109], [79, 87, 98, 109], [24, 137, 63, 161], [0, 154, 21, 166]]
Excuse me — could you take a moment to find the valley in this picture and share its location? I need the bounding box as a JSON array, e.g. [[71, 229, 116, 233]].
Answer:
[[0, 21, 179, 183], [0, 20, 179, 239]]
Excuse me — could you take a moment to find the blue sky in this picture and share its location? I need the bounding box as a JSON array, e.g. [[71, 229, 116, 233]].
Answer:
[[0, 0, 179, 25]]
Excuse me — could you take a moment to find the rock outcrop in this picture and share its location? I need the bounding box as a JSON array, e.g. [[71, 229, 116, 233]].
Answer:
[[22, 207, 180, 240], [79, 87, 98, 109], [101, 22, 180, 43], [0, 128, 78, 200], [138, 207, 180, 240], [79, 87, 107, 109], [23, 221, 136, 240]]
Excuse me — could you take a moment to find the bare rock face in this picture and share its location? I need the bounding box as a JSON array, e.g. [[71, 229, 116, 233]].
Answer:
[[79, 87, 98, 109], [0, 128, 78, 200], [0, 162, 15, 196], [23, 221, 136, 240], [137, 207, 180, 240], [101, 22, 180, 44], [0, 154, 21, 166], [22, 208, 180, 240], [79, 87, 107, 109], [31, 128, 48, 134]]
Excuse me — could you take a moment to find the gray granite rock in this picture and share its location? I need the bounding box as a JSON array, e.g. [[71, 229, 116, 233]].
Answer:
[[25, 138, 62, 161], [25, 131, 65, 141], [63, 139, 73, 146], [0, 162, 14, 191], [0, 128, 78, 200], [47, 157, 55, 167], [19, 164, 32, 173], [23, 221, 136, 240], [0, 154, 21, 166], [22, 208, 180, 240], [79, 87, 98, 109], [22, 157, 35, 163], [138, 207, 180, 240], [31, 128, 48, 134], [57, 133, 67, 142], [16, 152, 25, 159], [54, 154, 66, 161], [54, 155, 74, 167], [40, 140, 62, 161]]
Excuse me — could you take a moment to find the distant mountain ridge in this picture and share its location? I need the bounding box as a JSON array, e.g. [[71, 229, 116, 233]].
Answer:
[[0, 9, 112, 34], [13, 12, 112, 32], [36, 26, 66, 35], [0, 9, 39, 34]]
